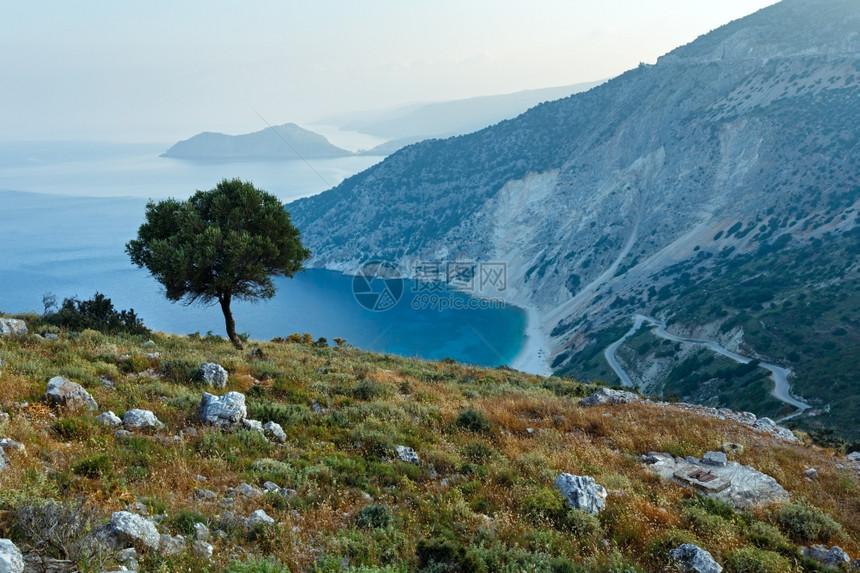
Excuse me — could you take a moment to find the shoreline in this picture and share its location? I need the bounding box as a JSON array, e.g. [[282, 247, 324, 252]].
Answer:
[[511, 305, 553, 376]]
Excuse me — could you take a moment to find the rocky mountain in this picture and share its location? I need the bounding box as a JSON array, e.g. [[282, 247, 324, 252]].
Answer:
[[288, 0, 860, 439], [162, 123, 352, 161]]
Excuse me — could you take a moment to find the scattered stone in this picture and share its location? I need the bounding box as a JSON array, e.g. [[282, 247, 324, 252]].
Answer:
[[579, 388, 643, 407], [182, 427, 199, 439], [197, 392, 246, 428], [159, 534, 185, 556], [804, 468, 819, 480], [553, 473, 607, 514], [193, 474, 207, 483], [237, 482, 262, 497], [193, 489, 218, 501], [0, 439, 25, 457], [23, 554, 78, 573], [44, 333, 59, 341], [525, 427, 534, 436], [0, 412, 8, 425], [122, 409, 165, 431], [99, 511, 160, 550], [99, 377, 115, 389], [669, 543, 723, 573], [146, 353, 160, 361], [246, 510, 275, 526], [396, 445, 420, 465], [115, 547, 138, 570], [242, 419, 265, 434], [45, 376, 98, 412], [644, 452, 789, 509], [192, 540, 214, 560], [193, 523, 210, 542], [0, 318, 27, 338], [142, 340, 156, 347], [848, 452, 860, 462], [721, 443, 744, 456], [97, 411, 123, 427], [199, 363, 228, 388], [263, 421, 286, 443], [114, 429, 134, 439], [803, 545, 851, 567], [0, 538, 24, 573], [128, 501, 149, 515], [263, 481, 296, 497], [702, 451, 727, 467]]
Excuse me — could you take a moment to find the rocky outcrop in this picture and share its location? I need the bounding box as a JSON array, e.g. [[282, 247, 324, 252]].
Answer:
[[0, 538, 24, 573], [98, 511, 160, 550], [246, 509, 275, 526], [199, 363, 228, 388], [0, 319, 27, 338], [643, 452, 789, 509], [197, 392, 246, 429], [97, 411, 123, 427], [122, 409, 165, 431], [579, 388, 644, 407], [669, 544, 723, 573], [802, 545, 851, 567], [263, 421, 286, 443], [553, 474, 607, 515], [45, 377, 98, 412], [396, 445, 420, 465]]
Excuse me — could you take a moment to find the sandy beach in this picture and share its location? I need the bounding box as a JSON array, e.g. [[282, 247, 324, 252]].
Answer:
[[512, 306, 553, 376]]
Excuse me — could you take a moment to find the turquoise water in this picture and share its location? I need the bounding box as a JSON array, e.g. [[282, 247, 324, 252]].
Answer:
[[0, 145, 526, 366]]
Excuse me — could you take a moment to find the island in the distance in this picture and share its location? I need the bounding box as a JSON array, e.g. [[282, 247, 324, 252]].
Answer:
[[161, 123, 353, 161]]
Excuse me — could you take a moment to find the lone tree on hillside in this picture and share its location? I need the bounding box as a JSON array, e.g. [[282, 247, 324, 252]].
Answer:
[[126, 178, 310, 349]]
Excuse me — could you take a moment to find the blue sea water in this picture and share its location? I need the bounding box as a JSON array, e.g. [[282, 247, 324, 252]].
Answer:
[[0, 143, 526, 366]]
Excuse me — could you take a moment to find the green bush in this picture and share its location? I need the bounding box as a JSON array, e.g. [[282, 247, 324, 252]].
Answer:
[[168, 509, 208, 535], [772, 502, 844, 543], [44, 292, 149, 336], [724, 547, 791, 573], [559, 508, 603, 538], [159, 358, 202, 384], [352, 504, 393, 530], [744, 521, 793, 552], [523, 488, 566, 524], [224, 557, 290, 573], [353, 379, 392, 401], [247, 401, 312, 428], [456, 409, 491, 433], [73, 454, 113, 478], [52, 417, 97, 441]]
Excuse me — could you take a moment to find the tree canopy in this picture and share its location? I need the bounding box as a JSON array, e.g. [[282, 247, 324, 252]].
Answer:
[[126, 178, 310, 348]]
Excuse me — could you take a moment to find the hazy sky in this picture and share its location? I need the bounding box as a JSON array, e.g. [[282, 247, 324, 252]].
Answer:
[[2, 1, 778, 143]]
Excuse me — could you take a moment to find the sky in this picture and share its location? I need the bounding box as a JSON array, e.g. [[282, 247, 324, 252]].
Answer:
[[1, 1, 779, 143]]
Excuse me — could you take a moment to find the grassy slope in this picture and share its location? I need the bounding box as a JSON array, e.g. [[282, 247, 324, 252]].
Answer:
[[0, 322, 858, 572]]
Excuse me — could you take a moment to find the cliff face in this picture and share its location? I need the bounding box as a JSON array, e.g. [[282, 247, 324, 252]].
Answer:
[[289, 0, 860, 436]]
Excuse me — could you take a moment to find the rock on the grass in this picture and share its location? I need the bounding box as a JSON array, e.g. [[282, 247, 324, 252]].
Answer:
[[45, 376, 98, 412], [199, 363, 228, 388], [97, 411, 123, 427], [263, 421, 286, 443], [122, 409, 165, 431], [803, 545, 851, 567], [193, 523, 210, 542], [197, 392, 246, 428], [159, 534, 186, 556], [99, 511, 160, 550], [579, 388, 643, 407], [0, 439, 25, 457], [0, 538, 24, 573], [669, 544, 723, 573], [192, 540, 214, 560], [553, 474, 607, 514], [0, 318, 27, 338], [246, 510, 275, 526], [396, 445, 420, 465], [242, 419, 265, 434]]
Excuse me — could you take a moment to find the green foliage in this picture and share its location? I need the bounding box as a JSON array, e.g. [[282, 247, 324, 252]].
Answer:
[[44, 292, 149, 336], [224, 557, 291, 573], [352, 504, 394, 530], [52, 416, 98, 441], [772, 501, 844, 543], [724, 547, 791, 573], [168, 509, 209, 535], [455, 409, 491, 433], [126, 178, 310, 347], [159, 358, 203, 384], [72, 454, 112, 478]]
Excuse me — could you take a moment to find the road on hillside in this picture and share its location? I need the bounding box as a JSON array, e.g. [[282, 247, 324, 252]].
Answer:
[[604, 314, 811, 414]]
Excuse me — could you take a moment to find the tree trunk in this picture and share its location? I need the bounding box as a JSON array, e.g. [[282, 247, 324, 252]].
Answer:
[[219, 294, 243, 349]]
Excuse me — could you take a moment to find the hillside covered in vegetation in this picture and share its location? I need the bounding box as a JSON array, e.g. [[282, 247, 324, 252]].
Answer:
[[0, 311, 858, 572]]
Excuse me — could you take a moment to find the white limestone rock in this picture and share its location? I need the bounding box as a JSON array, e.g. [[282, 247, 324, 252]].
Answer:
[[553, 473, 607, 514]]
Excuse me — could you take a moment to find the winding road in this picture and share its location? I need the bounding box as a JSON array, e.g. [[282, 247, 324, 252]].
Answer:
[[604, 314, 811, 416]]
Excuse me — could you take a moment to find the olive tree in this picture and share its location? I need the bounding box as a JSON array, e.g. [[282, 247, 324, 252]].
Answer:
[[126, 178, 310, 349]]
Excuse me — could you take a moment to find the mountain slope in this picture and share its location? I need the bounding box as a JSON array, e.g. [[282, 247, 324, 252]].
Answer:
[[288, 0, 860, 438], [162, 123, 352, 161]]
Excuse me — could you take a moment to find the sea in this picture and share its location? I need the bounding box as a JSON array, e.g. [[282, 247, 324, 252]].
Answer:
[[0, 141, 526, 367]]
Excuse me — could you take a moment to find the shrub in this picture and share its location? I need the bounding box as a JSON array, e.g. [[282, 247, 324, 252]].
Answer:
[[224, 557, 291, 573], [247, 401, 312, 428], [52, 416, 97, 441], [772, 502, 844, 543], [416, 539, 485, 573], [456, 409, 491, 433], [168, 509, 208, 535], [73, 454, 113, 478], [745, 521, 793, 553], [159, 358, 202, 384], [559, 508, 603, 538], [352, 504, 393, 530], [45, 292, 149, 336], [724, 547, 791, 573], [353, 379, 391, 401]]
